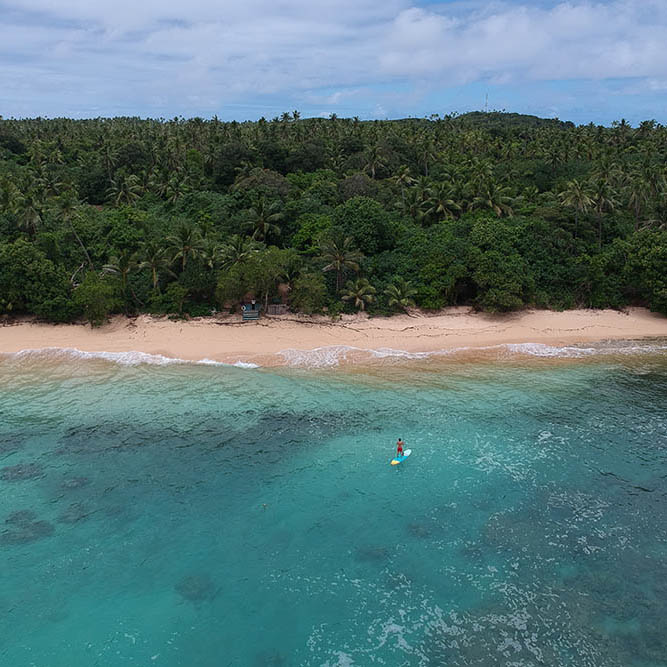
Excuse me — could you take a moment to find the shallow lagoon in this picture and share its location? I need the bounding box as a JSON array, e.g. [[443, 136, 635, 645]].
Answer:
[[1, 346, 666, 666]]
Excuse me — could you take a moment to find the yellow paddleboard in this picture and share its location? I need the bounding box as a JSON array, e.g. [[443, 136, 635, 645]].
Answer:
[[390, 449, 412, 465]]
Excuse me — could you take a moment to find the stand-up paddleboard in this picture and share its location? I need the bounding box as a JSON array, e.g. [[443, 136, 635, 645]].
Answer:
[[391, 449, 412, 465]]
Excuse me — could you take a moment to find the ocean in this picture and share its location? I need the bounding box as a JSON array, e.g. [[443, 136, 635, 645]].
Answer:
[[1, 342, 666, 666]]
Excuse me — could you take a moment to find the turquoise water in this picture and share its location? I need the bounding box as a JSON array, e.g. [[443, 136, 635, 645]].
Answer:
[[1, 346, 666, 666]]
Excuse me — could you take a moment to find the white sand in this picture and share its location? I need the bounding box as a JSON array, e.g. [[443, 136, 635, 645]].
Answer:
[[1, 307, 666, 366]]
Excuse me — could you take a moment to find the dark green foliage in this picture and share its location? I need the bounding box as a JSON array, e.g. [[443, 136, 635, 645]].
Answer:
[[0, 112, 665, 321], [0, 239, 74, 321], [292, 213, 332, 255], [72, 272, 119, 326], [149, 283, 188, 316], [624, 230, 667, 314], [289, 273, 328, 314], [333, 197, 391, 255]]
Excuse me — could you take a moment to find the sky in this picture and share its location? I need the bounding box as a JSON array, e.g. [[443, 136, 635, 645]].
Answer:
[[1, 0, 666, 126]]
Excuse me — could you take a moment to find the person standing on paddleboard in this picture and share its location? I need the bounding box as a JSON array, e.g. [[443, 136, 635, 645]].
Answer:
[[396, 438, 405, 458]]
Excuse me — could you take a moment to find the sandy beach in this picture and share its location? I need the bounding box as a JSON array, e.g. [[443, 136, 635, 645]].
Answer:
[[1, 307, 666, 366]]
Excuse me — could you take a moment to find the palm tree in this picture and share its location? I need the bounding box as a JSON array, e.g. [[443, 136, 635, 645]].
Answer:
[[415, 138, 437, 176], [362, 145, 386, 179], [200, 237, 222, 270], [243, 196, 284, 242], [471, 182, 514, 217], [401, 187, 426, 222], [391, 165, 415, 206], [559, 179, 593, 237], [16, 191, 44, 237], [220, 234, 263, 269], [320, 235, 363, 292], [342, 278, 376, 311], [0, 176, 22, 214], [385, 278, 416, 312], [103, 249, 137, 294], [56, 190, 94, 268], [139, 240, 173, 291], [424, 183, 461, 222], [590, 177, 618, 248], [107, 172, 142, 206], [626, 174, 652, 230], [165, 173, 191, 204], [167, 223, 205, 271]]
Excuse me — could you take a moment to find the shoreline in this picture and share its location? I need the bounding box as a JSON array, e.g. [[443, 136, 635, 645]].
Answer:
[[1, 307, 666, 367]]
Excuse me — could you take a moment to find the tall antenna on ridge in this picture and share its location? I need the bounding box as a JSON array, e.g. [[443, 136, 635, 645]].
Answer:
[[484, 93, 489, 113]]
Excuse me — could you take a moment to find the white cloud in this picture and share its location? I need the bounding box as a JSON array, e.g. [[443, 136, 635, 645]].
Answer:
[[1, 0, 666, 118]]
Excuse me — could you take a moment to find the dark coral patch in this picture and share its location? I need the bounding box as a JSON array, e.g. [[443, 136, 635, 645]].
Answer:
[[58, 503, 90, 524], [407, 522, 432, 538], [355, 545, 391, 562], [0, 432, 28, 455], [2, 519, 54, 545], [175, 574, 218, 602], [6, 510, 38, 526], [0, 463, 44, 481]]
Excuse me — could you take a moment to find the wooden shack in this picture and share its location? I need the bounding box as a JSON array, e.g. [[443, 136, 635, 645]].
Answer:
[[266, 304, 289, 316], [241, 302, 260, 321]]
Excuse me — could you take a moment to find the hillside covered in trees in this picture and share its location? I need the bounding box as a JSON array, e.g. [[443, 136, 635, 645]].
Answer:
[[0, 111, 665, 324]]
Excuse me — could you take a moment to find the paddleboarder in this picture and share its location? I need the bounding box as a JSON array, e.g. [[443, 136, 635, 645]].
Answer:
[[396, 438, 405, 458]]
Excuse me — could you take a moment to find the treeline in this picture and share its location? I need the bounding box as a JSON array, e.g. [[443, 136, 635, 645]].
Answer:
[[0, 111, 665, 325]]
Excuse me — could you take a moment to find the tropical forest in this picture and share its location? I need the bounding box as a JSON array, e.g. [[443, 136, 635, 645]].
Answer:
[[0, 111, 665, 325]]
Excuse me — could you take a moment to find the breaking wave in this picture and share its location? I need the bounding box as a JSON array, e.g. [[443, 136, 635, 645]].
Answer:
[[2, 339, 665, 370], [278, 339, 667, 367], [0, 347, 260, 369]]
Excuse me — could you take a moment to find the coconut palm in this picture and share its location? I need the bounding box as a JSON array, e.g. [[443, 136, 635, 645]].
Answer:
[[103, 249, 137, 294], [401, 187, 426, 222], [139, 240, 173, 291], [167, 223, 205, 271], [391, 165, 415, 206], [0, 177, 22, 214], [16, 191, 44, 237], [165, 173, 191, 204], [559, 179, 593, 237], [362, 144, 386, 179], [220, 234, 263, 269], [243, 196, 284, 242], [320, 234, 363, 292], [626, 174, 652, 230], [200, 237, 222, 271], [55, 190, 94, 268], [471, 182, 514, 217], [424, 183, 461, 222], [107, 172, 143, 206], [385, 278, 417, 312], [589, 177, 618, 248], [342, 278, 376, 311]]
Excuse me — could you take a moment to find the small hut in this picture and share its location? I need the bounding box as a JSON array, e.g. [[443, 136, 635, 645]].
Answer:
[[241, 300, 260, 321]]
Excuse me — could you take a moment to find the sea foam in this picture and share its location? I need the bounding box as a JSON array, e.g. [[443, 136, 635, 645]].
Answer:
[[1, 347, 259, 369], [278, 339, 667, 367]]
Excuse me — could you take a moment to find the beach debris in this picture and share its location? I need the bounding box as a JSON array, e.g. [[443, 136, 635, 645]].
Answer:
[[174, 574, 218, 603], [0, 462, 45, 481], [2, 510, 54, 545]]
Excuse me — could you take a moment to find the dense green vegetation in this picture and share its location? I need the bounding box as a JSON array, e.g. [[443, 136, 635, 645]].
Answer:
[[0, 111, 665, 324]]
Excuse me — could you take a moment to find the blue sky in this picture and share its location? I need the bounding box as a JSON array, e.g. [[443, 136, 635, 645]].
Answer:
[[1, 0, 666, 125]]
